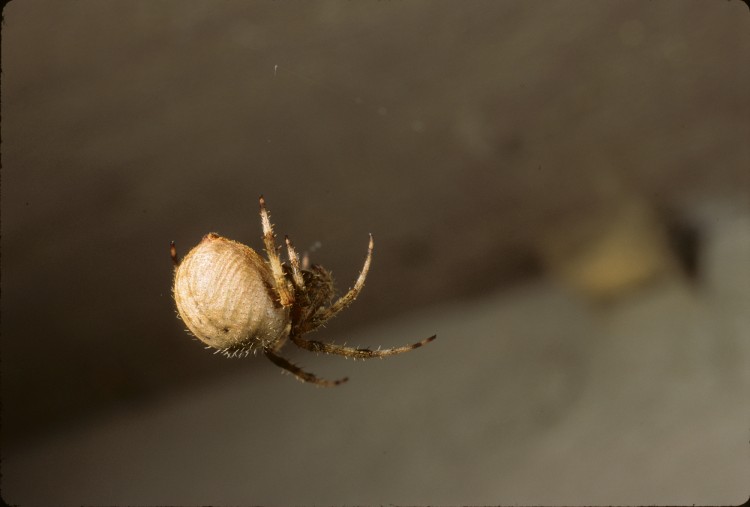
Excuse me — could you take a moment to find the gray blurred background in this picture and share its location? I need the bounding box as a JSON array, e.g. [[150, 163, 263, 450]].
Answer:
[[2, 0, 749, 504]]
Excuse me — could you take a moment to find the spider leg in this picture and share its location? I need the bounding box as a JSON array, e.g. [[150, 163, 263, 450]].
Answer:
[[264, 348, 348, 387], [259, 195, 294, 307], [305, 234, 374, 332], [170, 240, 180, 267], [290, 333, 436, 359], [284, 235, 306, 292]]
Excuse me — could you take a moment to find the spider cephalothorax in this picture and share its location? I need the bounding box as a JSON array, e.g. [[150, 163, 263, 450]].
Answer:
[[171, 196, 435, 386]]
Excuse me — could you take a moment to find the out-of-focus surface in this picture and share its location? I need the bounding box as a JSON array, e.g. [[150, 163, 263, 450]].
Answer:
[[3, 209, 749, 504], [2, 0, 749, 504]]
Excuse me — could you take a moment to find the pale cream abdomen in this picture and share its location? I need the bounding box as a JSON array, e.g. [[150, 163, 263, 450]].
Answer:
[[173, 233, 289, 353]]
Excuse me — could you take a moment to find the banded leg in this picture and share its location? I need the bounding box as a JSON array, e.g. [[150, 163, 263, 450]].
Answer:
[[290, 333, 436, 359], [259, 196, 294, 307], [284, 235, 306, 292], [264, 348, 348, 387], [306, 234, 374, 332]]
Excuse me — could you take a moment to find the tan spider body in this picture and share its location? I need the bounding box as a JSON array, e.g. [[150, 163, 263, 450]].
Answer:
[[171, 196, 435, 387]]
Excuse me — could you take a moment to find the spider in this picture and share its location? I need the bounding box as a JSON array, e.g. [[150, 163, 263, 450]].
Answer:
[[171, 196, 436, 387]]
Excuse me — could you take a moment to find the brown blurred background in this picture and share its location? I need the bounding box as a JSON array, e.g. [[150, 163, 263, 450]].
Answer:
[[2, 1, 749, 504]]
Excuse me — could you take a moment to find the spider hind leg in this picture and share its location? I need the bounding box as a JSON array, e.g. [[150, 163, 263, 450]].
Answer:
[[264, 348, 348, 387], [290, 333, 436, 360]]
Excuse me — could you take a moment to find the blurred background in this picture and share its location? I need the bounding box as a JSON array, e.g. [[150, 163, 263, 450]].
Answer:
[[2, 0, 749, 504]]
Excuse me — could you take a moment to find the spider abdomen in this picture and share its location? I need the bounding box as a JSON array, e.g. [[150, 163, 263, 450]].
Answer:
[[173, 233, 290, 353]]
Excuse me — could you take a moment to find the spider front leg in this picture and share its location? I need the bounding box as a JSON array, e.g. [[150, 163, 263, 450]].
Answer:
[[264, 348, 348, 387], [290, 333, 436, 359], [303, 234, 374, 333], [284, 235, 306, 292], [259, 196, 294, 308], [285, 235, 314, 325]]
